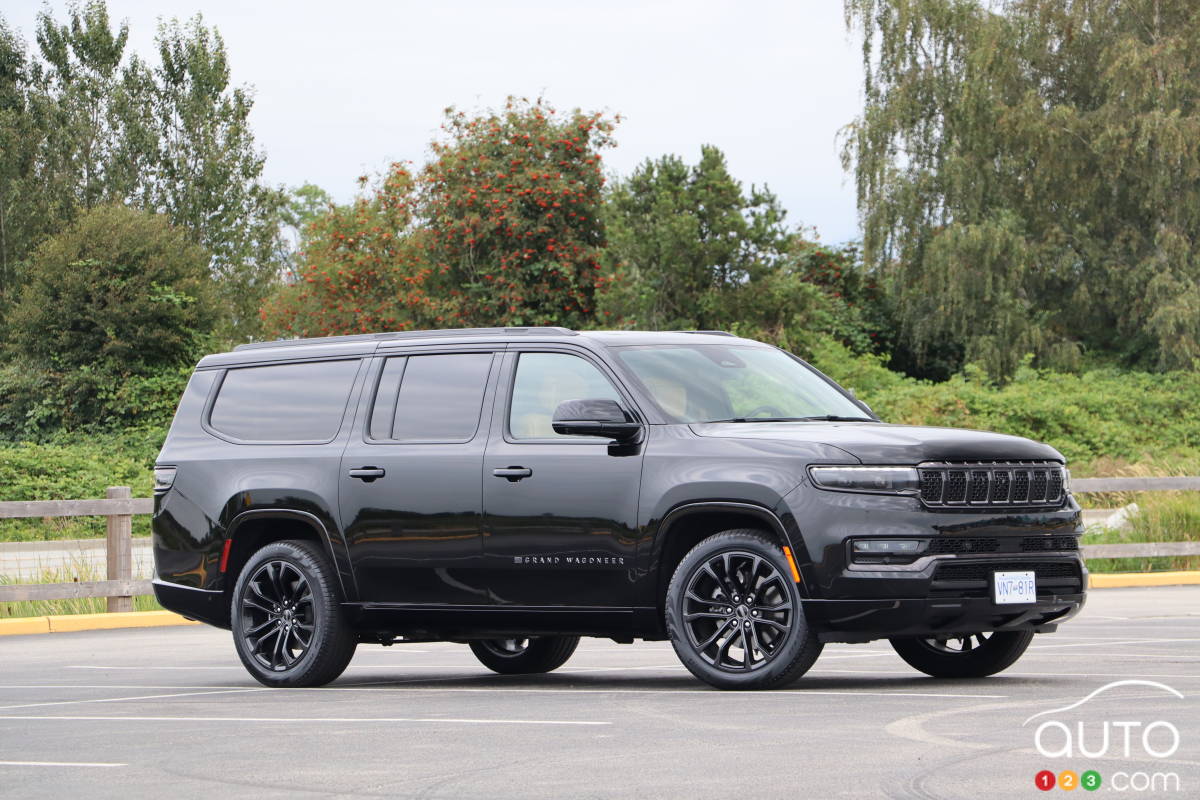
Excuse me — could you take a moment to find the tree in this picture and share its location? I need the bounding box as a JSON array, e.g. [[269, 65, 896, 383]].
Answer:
[[844, 0, 1200, 377], [415, 97, 617, 328], [139, 14, 287, 340], [0, 1, 286, 341], [1, 205, 216, 433], [599, 145, 791, 329], [260, 168, 438, 337], [263, 98, 619, 337], [8, 204, 215, 372]]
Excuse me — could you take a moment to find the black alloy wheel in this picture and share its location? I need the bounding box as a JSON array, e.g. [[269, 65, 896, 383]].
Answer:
[[241, 560, 314, 671], [468, 635, 580, 674], [890, 629, 1034, 678], [232, 540, 357, 687], [667, 529, 822, 689]]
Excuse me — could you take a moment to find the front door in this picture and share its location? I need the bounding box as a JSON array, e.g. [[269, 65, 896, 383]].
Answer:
[[482, 349, 645, 609], [340, 349, 499, 605]]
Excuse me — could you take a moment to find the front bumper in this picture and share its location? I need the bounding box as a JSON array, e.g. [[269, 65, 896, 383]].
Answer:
[[805, 591, 1085, 643]]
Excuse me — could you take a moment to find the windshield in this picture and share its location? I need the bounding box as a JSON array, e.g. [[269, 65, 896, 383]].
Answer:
[[613, 344, 870, 424]]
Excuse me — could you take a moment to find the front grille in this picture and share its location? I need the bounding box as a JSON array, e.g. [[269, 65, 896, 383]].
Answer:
[[919, 461, 1066, 508], [928, 537, 1001, 555], [931, 560, 1083, 596]]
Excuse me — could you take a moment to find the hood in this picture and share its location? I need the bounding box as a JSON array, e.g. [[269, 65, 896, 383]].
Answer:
[[689, 421, 1064, 465]]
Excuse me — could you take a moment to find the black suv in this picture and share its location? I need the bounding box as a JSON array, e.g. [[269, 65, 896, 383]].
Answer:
[[152, 327, 1085, 689]]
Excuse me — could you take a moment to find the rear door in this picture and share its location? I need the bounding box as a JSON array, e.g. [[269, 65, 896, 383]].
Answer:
[[340, 347, 500, 605], [481, 347, 645, 609]]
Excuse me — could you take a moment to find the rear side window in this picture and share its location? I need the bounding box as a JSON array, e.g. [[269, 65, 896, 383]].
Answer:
[[209, 359, 360, 442], [369, 353, 493, 442]]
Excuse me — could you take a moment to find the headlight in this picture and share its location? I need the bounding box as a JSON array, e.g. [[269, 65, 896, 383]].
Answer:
[[808, 465, 920, 495]]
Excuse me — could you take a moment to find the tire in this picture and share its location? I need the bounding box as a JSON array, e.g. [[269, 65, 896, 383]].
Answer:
[[231, 540, 357, 688], [665, 529, 823, 690], [889, 630, 1034, 678], [469, 636, 580, 675]]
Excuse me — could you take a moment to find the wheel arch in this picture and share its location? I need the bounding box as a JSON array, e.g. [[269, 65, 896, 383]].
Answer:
[[651, 502, 810, 621], [223, 510, 352, 601]]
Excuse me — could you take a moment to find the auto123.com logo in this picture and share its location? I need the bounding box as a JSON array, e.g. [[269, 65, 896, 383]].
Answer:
[[1023, 680, 1187, 792]]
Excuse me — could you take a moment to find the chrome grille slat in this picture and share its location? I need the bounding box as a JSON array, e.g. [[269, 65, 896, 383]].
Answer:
[[918, 461, 1066, 508]]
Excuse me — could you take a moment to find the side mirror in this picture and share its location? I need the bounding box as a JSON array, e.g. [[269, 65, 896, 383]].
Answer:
[[552, 398, 641, 442]]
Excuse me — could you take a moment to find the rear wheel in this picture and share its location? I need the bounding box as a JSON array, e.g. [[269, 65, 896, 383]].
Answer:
[[666, 529, 823, 689], [231, 540, 357, 687], [889, 630, 1034, 678], [469, 636, 580, 674]]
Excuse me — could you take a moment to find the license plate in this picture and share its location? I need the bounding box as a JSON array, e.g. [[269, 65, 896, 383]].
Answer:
[[994, 570, 1036, 604]]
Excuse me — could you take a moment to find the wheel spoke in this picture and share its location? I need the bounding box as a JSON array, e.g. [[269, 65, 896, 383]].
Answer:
[[685, 610, 730, 622], [249, 580, 275, 606], [747, 622, 769, 660], [246, 617, 276, 637], [251, 626, 280, 655], [715, 625, 740, 665], [293, 625, 313, 647], [696, 619, 735, 651], [754, 617, 788, 633], [743, 556, 762, 595], [740, 627, 754, 669], [242, 598, 273, 615], [270, 625, 285, 669]]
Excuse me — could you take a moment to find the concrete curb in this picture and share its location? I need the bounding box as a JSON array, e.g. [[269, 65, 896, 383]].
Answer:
[[1090, 570, 1200, 588], [0, 610, 199, 636]]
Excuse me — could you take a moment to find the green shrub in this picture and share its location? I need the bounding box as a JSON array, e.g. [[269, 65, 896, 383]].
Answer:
[[0, 428, 162, 541], [808, 338, 1200, 470]]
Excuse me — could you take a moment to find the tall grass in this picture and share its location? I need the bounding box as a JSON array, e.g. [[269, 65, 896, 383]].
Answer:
[[1084, 492, 1200, 573], [0, 559, 161, 618]]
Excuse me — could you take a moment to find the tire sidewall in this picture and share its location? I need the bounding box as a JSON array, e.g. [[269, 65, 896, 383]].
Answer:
[[666, 530, 817, 689], [890, 630, 1034, 678]]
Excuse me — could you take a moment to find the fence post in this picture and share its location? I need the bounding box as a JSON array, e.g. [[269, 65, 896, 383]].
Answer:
[[106, 486, 133, 613]]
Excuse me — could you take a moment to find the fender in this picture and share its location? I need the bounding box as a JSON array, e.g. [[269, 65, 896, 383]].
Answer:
[[651, 501, 815, 599], [224, 508, 357, 601]]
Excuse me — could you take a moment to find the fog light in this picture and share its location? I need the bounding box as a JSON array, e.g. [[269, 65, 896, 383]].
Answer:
[[853, 539, 923, 553], [850, 538, 927, 565]]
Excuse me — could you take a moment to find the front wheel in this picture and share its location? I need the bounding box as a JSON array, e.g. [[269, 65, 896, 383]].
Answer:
[[666, 529, 823, 690], [469, 636, 580, 674], [231, 540, 357, 688], [889, 630, 1034, 678]]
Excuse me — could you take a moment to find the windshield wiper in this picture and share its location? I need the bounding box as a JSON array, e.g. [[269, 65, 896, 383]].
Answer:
[[795, 415, 877, 422]]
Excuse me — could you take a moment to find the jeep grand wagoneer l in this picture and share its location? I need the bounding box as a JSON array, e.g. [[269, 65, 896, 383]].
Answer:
[[152, 327, 1086, 689]]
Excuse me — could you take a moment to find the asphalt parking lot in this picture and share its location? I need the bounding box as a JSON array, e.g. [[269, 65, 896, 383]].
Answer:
[[1, 586, 1197, 799]]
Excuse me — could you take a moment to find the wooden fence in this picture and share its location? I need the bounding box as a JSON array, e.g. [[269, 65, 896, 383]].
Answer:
[[1, 477, 1198, 608]]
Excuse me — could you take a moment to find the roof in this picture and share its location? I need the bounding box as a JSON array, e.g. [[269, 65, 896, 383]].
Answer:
[[198, 326, 761, 368]]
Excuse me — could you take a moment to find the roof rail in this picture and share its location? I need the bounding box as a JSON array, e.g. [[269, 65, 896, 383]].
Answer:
[[233, 326, 578, 352], [670, 330, 737, 337]]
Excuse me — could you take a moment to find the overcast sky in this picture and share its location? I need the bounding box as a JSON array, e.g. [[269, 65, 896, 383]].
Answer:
[[7, 1, 866, 243]]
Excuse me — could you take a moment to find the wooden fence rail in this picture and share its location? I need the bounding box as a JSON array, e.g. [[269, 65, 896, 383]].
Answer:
[[1, 477, 1198, 607]]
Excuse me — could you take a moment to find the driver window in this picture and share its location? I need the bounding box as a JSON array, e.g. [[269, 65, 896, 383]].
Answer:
[[509, 353, 623, 439]]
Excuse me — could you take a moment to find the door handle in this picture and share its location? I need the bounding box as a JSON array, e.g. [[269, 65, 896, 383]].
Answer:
[[492, 466, 532, 482], [348, 467, 386, 482]]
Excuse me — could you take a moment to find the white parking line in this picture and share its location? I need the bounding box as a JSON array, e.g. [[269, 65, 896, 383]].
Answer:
[[1029, 637, 1200, 650], [0, 715, 610, 726], [0, 688, 262, 711], [811, 668, 1200, 679], [0, 760, 126, 768]]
